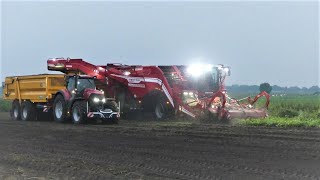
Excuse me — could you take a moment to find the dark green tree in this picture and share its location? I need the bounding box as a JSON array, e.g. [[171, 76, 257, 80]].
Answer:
[[259, 82, 272, 94]]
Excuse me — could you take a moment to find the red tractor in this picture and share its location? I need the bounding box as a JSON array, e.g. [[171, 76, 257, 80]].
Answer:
[[52, 74, 119, 124], [47, 58, 270, 121], [47, 60, 120, 123]]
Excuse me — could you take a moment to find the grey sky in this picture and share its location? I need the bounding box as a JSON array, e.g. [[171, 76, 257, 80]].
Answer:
[[1, 1, 319, 87]]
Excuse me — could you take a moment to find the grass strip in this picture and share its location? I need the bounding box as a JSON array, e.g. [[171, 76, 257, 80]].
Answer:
[[240, 117, 320, 128]]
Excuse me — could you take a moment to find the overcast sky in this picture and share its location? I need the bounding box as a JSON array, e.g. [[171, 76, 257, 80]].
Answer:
[[1, 1, 319, 87]]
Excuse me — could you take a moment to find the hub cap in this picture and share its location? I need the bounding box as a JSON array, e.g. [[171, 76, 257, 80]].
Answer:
[[22, 107, 28, 119], [13, 107, 19, 118], [72, 107, 81, 122], [55, 101, 63, 119]]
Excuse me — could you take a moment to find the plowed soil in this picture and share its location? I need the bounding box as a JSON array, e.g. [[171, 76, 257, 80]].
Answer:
[[0, 112, 319, 180]]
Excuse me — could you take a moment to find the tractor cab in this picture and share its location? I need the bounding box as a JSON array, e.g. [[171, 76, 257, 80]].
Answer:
[[66, 75, 97, 95]]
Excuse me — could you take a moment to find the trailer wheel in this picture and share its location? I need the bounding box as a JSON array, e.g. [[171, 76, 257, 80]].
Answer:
[[11, 100, 21, 120], [71, 101, 87, 124], [21, 101, 36, 121], [53, 94, 67, 123]]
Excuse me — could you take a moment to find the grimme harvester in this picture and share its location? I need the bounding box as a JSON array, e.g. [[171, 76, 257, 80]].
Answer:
[[47, 58, 270, 121]]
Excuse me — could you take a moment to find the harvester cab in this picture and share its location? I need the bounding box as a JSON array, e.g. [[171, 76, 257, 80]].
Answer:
[[160, 64, 270, 121]]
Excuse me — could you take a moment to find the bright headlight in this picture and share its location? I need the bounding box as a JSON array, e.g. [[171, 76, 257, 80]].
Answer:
[[123, 71, 131, 76], [93, 97, 100, 103], [183, 91, 194, 96], [187, 64, 213, 77], [101, 98, 106, 103]]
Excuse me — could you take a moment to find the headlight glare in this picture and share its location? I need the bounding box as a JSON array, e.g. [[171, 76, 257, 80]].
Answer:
[[93, 97, 100, 103]]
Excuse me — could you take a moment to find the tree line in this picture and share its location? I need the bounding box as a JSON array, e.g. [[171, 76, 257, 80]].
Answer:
[[227, 84, 320, 94]]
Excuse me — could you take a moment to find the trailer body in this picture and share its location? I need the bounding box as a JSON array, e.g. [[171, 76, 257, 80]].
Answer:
[[3, 74, 65, 103]]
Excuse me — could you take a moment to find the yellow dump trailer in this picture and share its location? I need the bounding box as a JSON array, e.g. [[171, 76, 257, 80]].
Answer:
[[3, 74, 65, 121]]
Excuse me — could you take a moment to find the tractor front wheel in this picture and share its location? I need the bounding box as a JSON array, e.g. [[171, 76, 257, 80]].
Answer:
[[71, 101, 87, 124], [104, 100, 119, 124]]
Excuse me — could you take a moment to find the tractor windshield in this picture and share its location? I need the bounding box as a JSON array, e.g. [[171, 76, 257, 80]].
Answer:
[[67, 77, 96, 92], [77, 78, 96, 91]]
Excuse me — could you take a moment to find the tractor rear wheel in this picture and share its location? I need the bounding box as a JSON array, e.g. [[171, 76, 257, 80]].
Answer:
[[21, 101, 36, 121], [11, 100, 21, 120], [53, 94, 68, 123], [71, 101, 87, 124]]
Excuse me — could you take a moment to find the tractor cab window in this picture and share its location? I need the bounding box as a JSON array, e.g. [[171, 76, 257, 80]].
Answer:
[[67, 77, 76, 91], [76, 78, 96, 92]]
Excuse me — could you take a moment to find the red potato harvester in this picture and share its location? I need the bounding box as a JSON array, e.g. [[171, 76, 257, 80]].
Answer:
[[47, 58, 270, 121]]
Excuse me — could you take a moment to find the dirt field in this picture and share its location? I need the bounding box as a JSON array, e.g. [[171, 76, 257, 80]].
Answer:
[[0, 112, 320, 180]]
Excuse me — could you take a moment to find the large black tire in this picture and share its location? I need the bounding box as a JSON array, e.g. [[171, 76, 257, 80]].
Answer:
[[11, 100, 21, 121], [105, 100, 119, 112], [21, 101, 36, 121], [53, 94, 68, 123], [104, 100, 119, 124], [71, 101, 87, 124], [154, 97, 168, 120]]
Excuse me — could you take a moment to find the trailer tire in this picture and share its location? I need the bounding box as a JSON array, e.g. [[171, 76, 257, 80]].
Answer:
[[11, 100, 21, 121], [21, 101, 36, 121], [71, 101, 87, 124], [53, 94, 68, 123]]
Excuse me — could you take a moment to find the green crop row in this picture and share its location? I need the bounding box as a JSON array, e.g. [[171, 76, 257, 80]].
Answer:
[[267, 95, 320, 119], [240, 94, 320, 127], [240, 117, 320, 128]]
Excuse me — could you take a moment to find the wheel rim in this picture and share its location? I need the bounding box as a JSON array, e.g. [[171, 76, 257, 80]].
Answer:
[[22, 107, 27, 119], [155, 103, 164, 119], [55, 101, 63, 119], [13, 106, 19, 118], [72, 107, 81, 122]]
